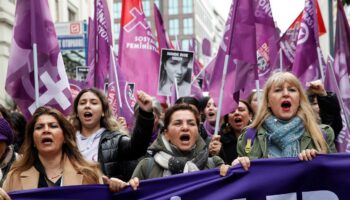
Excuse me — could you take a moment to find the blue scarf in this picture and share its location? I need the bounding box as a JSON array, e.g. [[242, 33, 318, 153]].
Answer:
[[263, 115, 305, 157]]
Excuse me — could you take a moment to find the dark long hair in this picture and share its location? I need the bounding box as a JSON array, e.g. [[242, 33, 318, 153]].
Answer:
[[11, 106, 100, 183]]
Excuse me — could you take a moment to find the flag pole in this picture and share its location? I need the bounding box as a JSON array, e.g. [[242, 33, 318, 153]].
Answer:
[[214, 54, 229, 136], [33, 43, 40, 108], [110, 47, 122, 109], [279, 48, 283, 71], [317, 46, 325, 82]]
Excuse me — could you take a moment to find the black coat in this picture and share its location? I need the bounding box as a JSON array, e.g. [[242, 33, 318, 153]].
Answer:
[[317, 92, 343, 140], [98, 108, 154, 181]]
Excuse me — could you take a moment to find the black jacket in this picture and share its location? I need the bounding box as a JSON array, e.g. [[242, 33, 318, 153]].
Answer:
[[317, 92, 342, 140], [98, 108, 154, 181]]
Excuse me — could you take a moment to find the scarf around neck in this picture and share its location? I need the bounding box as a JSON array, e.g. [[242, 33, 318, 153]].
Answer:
[[151, 135, 209, 176], [263, 115, 305, 157], [203, 120, 215, 137]]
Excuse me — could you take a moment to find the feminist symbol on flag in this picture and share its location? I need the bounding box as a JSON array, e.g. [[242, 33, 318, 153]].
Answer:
[[297, 23, 309, 45], [124, 7, 149, 32], [28, 55, 72, 114]]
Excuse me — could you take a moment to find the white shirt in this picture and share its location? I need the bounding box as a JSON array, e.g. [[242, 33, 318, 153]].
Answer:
[[76, 128, 105, 162]]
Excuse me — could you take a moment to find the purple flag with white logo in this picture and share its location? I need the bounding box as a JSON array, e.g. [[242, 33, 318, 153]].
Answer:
[[85, 0, 113, 89], [5, 0, 72, 119], [208, 0, 257, 116], [118, 0, 160, 99], [292, 0, 321, 86], [254, 0, 279, 87], [324, 0, 350, 152]]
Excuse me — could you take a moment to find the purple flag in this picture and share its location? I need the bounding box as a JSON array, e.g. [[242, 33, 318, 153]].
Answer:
[[324, 0, 350, 152], [208, 0, 257, 116], [5, 0, 72, 119], [153, 3, 174, 50], [324, 58, 350, 152], [254, 0, 279, 86], [85, 0, 113, 89], [107, 53, 135, 129], [118, 0, 160, 99], [292, 0, 321, 86]]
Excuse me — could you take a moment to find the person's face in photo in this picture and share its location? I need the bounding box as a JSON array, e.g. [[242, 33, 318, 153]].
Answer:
[[165, 57, 189, 84]]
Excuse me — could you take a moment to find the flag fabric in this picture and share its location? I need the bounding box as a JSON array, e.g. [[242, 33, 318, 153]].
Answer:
[[324, 0, 350, 152], [118, 0, 160, 98], [324, 58, 350, 152], [202, 38, 211, 57], [5, 0, 72, 119], [292, 0, 321, 86], [153, 3, 174, 50], [9, 154, 350, 199], [254, 0, 279, 87], [208, 0, 257, 116], [107, 53, 136, 129], [85, 0, 113, 89]]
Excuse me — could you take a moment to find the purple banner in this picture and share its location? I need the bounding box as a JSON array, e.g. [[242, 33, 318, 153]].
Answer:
[[5, 0, 72, 119], [10, 154, 350, 199]]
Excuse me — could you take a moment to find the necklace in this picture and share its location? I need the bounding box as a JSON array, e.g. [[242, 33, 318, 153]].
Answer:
[[49, 171, 63, 180]]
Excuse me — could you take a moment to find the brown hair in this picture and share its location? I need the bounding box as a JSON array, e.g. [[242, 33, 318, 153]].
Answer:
[[12, 106, 100, 183], [70, 88, 122, 132], [163, 104, 200, 131]]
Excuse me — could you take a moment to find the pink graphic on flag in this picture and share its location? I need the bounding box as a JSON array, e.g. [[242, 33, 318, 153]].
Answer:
[[5, 0, 72, 119], [208, 0, 257, 116], [87, 17, 95, 69], [85, 0, 113, 89], [118, 0, 160, 99]]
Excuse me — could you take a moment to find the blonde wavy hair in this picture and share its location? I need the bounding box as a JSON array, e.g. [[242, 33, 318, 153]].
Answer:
[[250, 72, 327, 153]]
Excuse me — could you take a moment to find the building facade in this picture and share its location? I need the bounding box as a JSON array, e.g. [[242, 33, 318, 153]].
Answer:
[[112, 0, 224, 65]]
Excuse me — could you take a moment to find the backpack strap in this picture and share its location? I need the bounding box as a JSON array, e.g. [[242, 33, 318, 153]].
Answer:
[[245, 128, 256, 154]]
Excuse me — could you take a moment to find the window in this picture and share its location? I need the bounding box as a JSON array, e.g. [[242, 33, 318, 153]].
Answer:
[[113, 2, 122, 19], [182, 39, 190, 51], [183, 0, 192, 14], [68, 8, 76, 21], [183, 18, 193, 35], [169, 19, 179, 36], [114, 23, 120, 40], [142, 0, 151, 17], [168, 0, 178, 15], [154, 0, 160, 8]]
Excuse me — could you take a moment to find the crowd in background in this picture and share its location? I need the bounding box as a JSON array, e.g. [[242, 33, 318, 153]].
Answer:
[[0, 72, 342, 199]]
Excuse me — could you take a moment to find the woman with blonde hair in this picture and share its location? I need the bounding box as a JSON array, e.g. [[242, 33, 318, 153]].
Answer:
[[1, 106, 138, 197], [234, 72, 336, 170]]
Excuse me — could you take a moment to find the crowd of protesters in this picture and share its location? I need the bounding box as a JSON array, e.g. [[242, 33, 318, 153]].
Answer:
[[0, 71, 341, 199]]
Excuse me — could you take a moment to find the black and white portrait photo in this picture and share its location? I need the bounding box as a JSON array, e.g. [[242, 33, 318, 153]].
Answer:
[[158, 49, 194, 97]]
